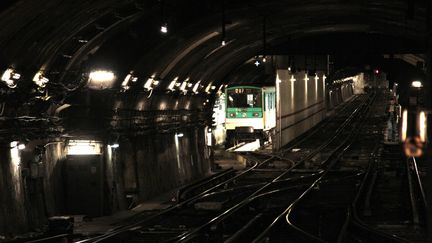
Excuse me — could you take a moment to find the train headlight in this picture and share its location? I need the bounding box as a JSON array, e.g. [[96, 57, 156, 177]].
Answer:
[[229, 113, 236, 117], [253, 112, 260, 117]]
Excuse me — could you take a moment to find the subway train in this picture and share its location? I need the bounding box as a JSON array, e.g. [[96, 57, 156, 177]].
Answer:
[[225, 85, 276, 147]]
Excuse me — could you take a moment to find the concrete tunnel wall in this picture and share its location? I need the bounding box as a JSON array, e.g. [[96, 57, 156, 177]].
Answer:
[[274, 70, 355, 149], [274, 70, 327, 150]]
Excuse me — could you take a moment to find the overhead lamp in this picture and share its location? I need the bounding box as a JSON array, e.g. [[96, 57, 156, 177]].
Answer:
[[314, 75, 319, 81], [411, 80, 423, 88], [192, 80, 201, 94], [168, 77, 178, 90], [254, 60, 260, 67], [290, 75, 296, 82], [88, 70, 115, 89], [180, 78, 189, 93], [304, 73, 309, 82], [205, 82, 213, 93], [110, 143, 119, 149], [18, 143, 26, 150], [33, 71, 49, 88], [121, 72, 137, 90], [160, 23, 168, 34], [67, 140, 102, 155], [262, 56, 267, 63], [176, 133, 184, 138], [221, 40, 226, 46], [144, 74, 156, 90], [1, 68, 20, 88], [187, 83, 193, 88]]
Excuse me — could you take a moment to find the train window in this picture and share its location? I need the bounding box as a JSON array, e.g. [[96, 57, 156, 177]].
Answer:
[[227, 88, 262, 108]]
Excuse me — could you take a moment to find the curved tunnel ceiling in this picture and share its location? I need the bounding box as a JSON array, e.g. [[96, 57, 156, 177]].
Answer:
[[0, 0, 428, 91], [0, 0, 428, 136]]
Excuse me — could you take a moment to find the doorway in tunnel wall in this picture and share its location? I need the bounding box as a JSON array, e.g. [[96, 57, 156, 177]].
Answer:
[[64, 155, 103, 217]]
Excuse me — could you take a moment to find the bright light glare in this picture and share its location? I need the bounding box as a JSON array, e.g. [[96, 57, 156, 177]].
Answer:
[[89, 70, 115, 82], [144, 76, 154, 90], [110, 143, 119, 148], [419, 111, 427, 142], [67, 140, 102, 155], [33, 71, 49, 87], [88, 70, 115, 89], [290, 75, 296, 82], [122, 74, 132, 88], [17, 144, 25, 150], [1, 68, 19, 88], [10, 141, 20, 167], [168, 77, 178, 90], [192, 81, 201, 93], [176, 133, 184, 138], [411, 81, 423, 88], [402, 109, 408, 141], [161, 24, 168, 33], [221, 40, 226, 46]]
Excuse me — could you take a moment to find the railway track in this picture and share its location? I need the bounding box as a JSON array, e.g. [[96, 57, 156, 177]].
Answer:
[[78, 92, 387, 243]]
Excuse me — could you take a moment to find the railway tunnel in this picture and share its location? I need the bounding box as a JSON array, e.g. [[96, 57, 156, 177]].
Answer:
[[0, 0, 431, 242]]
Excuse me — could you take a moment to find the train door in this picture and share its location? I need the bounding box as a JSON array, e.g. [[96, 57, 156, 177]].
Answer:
[[64, 154, 103, 217]]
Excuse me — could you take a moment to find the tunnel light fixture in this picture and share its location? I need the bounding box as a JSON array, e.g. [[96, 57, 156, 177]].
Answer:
[[10, 141, 21, 167], [304, 74, 309, 82], [221, 40, 226, 46], [33, 71, 49, 88], [122, 72, 137, 90], [290, 75, 296, 82], [205, 82, 213, 93], [168, 77, 178, 90], [411, 81, 423, 88], [110, 143, 119, 149], [67, 140, 102, 155], [262, 56, 267, 63], [193, 80, 201, 94], [180, 78, 189, 93], [88, 70, 116, 89], [314, 75, 319, 82], [254, 60, 260, 67], [211, 86, 216, 90], [175, 133, 184, 138], [144, 74, 159, 90], [160, 23, 168, 33], [1, 68, 20, 88]]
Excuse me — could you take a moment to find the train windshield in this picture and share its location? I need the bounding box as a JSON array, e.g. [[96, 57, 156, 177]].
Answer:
[[227, 88, 262, 108]]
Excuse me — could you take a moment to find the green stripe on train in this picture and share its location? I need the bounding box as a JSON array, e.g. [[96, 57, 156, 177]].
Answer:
[[226, 107, 263, 118]]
